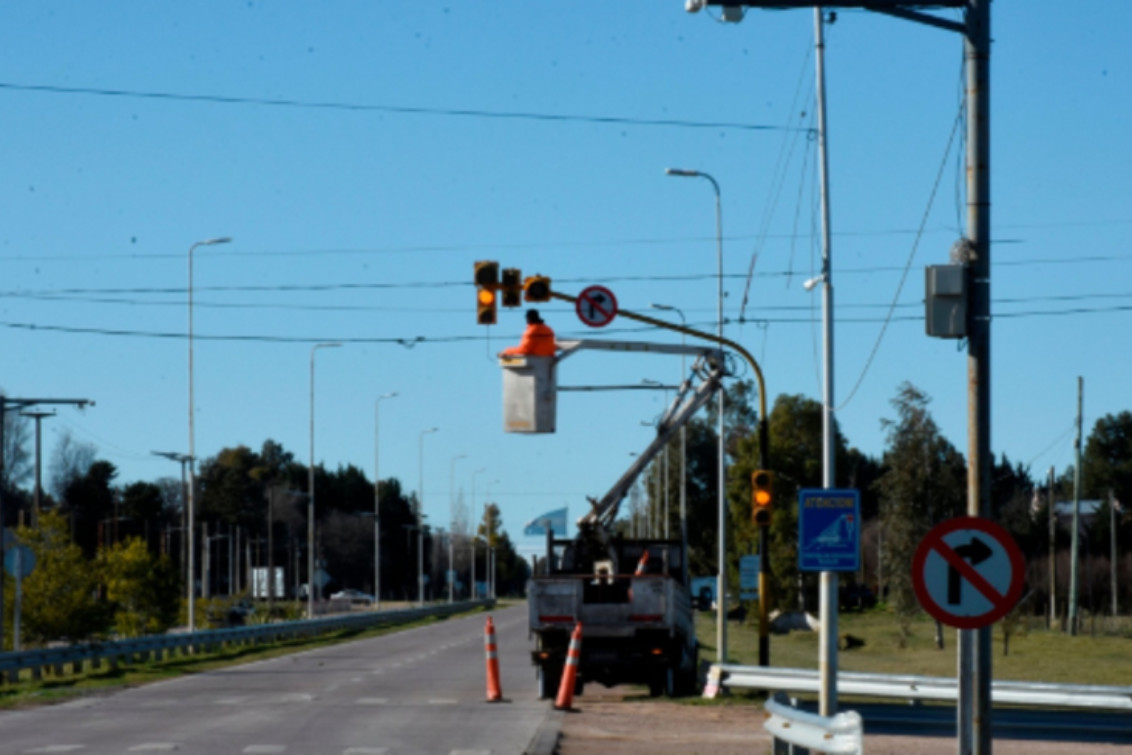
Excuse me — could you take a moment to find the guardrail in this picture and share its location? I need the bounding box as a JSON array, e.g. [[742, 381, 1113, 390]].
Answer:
[[714, 663, 1132, 711], [764, 692, 862, 754], [0, 599, 494, 684]]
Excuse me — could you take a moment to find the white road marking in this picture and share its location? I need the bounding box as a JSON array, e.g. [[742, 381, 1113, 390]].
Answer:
[[128, 745, 179, 752], [354, 697, 389, 705], [342, 749, 389, 755], [21, 747, 86, 754], [243, 747, 286, 754], [451, 751, 491, 755], [427, 698, 458, 705]]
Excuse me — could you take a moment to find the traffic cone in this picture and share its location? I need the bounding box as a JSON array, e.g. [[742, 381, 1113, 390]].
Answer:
[[484, 616, 503, 702], [634, 549, 650, 576], [554, 622, 583, 711]]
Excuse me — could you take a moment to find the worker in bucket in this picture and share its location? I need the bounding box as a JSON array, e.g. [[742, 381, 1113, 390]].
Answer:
[[499, 308, 557, 357]]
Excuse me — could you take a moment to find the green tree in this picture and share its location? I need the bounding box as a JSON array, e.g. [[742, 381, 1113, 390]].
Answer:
[[874, 383, 966, 646], [60, 460, 118, 558], [1083, 411, 1132, 508], [15, 511, 107, 645], [99, 537, 180, 637]]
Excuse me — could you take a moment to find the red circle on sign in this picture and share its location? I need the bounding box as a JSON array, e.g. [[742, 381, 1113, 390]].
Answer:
[[911, 516, 1025, 630], [575, 285, 618, 328]]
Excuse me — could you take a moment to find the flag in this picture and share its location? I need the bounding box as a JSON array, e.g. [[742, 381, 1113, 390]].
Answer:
[[524, 506, 568, 536]]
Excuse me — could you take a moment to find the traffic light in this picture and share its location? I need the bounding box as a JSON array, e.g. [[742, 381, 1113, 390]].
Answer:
[[524, 275, 551, 302], [500, 267, 522, 308], [752, 470, 774, 527], [474, 261, 499, 325]]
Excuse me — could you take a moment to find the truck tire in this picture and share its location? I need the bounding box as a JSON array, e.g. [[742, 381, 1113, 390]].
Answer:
[[537, 666, 560, 700]]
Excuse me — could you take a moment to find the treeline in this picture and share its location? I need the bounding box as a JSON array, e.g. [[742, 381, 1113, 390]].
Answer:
[[631, 381, 1132, 629], [0, 429, 530, 649]]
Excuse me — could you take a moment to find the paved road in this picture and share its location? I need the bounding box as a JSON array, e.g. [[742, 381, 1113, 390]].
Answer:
[[0, 605, 551, 755]]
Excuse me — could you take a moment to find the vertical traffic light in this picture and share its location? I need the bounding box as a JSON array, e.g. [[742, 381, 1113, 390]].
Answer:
[[752, 470, 773, 527], [475, 261, 499, 325], [500, 268, 522, 307]]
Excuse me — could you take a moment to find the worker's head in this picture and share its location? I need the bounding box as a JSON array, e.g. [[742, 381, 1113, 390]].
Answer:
[[526, 309, 544, 325]]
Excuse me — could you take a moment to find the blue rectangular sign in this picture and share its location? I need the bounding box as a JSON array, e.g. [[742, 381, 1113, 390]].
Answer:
[[798, 488, 860, 572]]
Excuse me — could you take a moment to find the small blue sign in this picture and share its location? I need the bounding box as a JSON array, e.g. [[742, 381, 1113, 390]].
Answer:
[[799, 488, 860, 572]]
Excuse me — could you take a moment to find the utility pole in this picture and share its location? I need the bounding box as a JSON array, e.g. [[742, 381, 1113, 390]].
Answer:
[[1110, 489, 1118, 618], [1069, 376, 1083, 635], [19, 410, 55, 527], [0, 396, 93, 650], [1048, 465, 1056, 629]]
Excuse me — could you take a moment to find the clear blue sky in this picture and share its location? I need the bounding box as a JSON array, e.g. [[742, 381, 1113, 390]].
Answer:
[[1, 2, 1128, 556]]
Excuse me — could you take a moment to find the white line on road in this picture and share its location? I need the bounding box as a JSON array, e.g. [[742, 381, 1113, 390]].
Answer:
[[128, 745, 179, 752], [355, 697, 389, 705], [242, 747, 285, 754], [21, 747, 85, 754], [342, 749, 390, 755]]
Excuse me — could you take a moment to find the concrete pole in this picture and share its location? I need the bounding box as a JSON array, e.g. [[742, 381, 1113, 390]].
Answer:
[[1111, 489, 1118, 618], [1048, 466, 1056, 629], [308, 342, 341, 619], [449, 454, 466, 603], [374, 393, 397, 610], [1069, 376, 1083, 635], [813, 7, 839, 719]]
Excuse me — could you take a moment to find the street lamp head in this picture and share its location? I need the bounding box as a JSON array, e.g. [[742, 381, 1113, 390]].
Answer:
[[203, 237, 232, 246], [803, 275, 825, 292], [666, 168, 699, 178], [380, 391, 398, 400], [650, 303, 674, 312]]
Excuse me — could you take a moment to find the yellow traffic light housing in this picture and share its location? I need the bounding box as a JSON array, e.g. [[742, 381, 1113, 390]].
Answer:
[[474, 261, 500, 325], [524, 275, 551, 302], [477, 287, 497, 325], [752, 470, 773, 527], [500, 268, 522, 308]]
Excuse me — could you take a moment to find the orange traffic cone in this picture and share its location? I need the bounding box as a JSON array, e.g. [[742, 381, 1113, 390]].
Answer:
[[484, 616, 503, 702], [554, 622, 583, 711], [634, 549, 650, 575]]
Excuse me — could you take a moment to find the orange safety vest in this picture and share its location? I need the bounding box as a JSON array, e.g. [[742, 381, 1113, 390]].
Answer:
[[501, 323, 557, 357]]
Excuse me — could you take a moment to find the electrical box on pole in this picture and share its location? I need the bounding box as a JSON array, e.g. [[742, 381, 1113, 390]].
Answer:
[[925, 264, 967, 339]]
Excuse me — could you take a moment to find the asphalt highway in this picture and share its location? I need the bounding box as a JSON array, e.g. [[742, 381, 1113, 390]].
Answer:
[[0, 604, 552, 755]]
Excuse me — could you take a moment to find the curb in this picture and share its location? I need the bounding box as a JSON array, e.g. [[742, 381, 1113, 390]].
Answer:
[[525, 707, 565, 755]]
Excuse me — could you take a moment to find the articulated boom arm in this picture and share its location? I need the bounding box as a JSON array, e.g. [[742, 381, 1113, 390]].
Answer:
[[555, 338, 726, 533]]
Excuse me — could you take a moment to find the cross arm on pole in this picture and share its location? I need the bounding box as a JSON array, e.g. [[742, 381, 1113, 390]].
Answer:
[[692, 1, 966, 35]]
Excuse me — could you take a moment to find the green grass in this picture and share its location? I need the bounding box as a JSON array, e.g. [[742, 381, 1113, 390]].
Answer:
[[694, 607, 1132, 687], [0, 605, 493, 710]]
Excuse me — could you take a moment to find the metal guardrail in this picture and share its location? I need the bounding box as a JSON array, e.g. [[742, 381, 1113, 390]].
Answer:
[[764, 692, 862, 754], [0, 599, 494, 684], [715, 663, 1132, 712]]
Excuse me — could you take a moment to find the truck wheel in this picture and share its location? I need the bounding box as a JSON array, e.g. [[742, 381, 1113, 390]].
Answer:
[[647, 673, 664, 698], [664, 667, 678, 698], [537, 667, 560, 700]]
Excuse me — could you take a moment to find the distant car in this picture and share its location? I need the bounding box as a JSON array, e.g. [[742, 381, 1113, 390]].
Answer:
[[330, 589, 375, 605]]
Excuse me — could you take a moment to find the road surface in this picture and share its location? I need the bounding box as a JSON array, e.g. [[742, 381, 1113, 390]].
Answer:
[[0, 605, 550, 755]]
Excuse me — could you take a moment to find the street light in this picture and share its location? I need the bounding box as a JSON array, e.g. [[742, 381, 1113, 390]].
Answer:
[[484, 479, 500, 598], [666, 167, 728, 663], [470, 467, 486, 597], [187, 235, 230, 632], [374, 392, 397, 611], [153, 450, 192, 586], [449, 453, 467, 603], [651, 303, 689, 580], [308, 341, 342, 619], [418, 427, 439, 606]]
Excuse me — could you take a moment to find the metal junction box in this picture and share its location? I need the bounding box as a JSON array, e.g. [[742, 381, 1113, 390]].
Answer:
[[925, 264, 967, 339], [501, 355, 557, 433]]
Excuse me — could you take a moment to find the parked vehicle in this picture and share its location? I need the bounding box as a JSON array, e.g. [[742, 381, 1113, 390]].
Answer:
[[330, 589, 375, 605]]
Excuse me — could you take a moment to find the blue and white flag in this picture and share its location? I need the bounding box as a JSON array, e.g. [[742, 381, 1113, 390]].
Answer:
[[523, 506, 568, 536]]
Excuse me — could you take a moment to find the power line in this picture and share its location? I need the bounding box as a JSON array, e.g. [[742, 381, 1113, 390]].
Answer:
[[0, 80, 798, 134]]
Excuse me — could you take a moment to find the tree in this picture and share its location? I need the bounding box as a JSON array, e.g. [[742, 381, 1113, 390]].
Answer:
[[60, 460, 119, 558], [15, 511, 107, 645], [99, 537, 180, 637], [48, 429, 96, 501], [874, 383, 966, 646], [1083, 411, 1132, 508]]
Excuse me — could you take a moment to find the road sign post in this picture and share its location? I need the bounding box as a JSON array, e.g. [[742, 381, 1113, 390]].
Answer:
[[798, 489, 860, 572]]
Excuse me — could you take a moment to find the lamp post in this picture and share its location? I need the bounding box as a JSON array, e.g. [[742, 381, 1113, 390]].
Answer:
[[470, 467, 486, 596], [308, 341, 342, 619], [651, 303, 689, 579], [152, 450, 192, 586], [666, 167, 727, 663], [374, 392, 397, 610], [418, 427, 439, 606], [448, 454, 467, 603], [484, 479, 500, 597], [187, 235, 230, 632]]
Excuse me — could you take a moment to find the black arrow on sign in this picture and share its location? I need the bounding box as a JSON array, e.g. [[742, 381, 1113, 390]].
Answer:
[[947, 537, 993, 605]]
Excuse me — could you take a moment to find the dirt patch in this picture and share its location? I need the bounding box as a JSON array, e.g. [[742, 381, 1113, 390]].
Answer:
[[556, 686, 1132, 754], [556, 685, 771, 755]]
